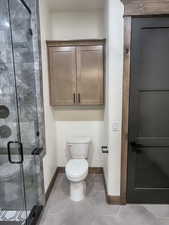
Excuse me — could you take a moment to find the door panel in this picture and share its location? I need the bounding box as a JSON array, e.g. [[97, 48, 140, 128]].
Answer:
[[135, 148, 169, 188], [138, 91, 169, 138], [127, 17, 169, 203], [77, 46, 104, 105], [48, 46, 76, 106]]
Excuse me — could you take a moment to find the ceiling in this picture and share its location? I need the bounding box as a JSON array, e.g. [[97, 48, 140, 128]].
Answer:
[[47, 0, 105, 11]]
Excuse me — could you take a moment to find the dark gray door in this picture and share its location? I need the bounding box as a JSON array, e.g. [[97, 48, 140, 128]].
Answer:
[[127, 17, 169, 203]]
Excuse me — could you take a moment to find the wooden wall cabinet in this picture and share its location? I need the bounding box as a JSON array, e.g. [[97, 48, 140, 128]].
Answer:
[[47, 40, 105, 106]]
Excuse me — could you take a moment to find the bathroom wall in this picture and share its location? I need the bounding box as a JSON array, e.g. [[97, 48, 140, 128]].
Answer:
[[50, 10, 105, 40], [55, 120, 104, 167], [39, 0, 57, 192], [104, 0, 124, 195], [39, 0, 124, 194], [102, 0, 109, 186], [49, 9, 106, 168]]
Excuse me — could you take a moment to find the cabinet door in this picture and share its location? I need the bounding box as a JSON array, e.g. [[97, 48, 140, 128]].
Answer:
[[48, 46, 76, 106], [77, 46, 104, 105]]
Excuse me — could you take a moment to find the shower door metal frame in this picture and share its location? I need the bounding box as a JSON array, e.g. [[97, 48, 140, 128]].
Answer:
[[0, 0, 44, 223], [6, 0, 30, 222]]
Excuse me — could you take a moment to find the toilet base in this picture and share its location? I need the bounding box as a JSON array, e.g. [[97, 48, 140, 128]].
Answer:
[[70, 181, 86, 202]]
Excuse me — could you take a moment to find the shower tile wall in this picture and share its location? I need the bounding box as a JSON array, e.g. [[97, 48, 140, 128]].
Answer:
[[0, 0, 45, 211], [0, 0, 19, 151], [24, 0, 45, 150]]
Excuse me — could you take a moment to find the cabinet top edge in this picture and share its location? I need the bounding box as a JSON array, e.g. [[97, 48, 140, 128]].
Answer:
[[46, 39, 106, 47]]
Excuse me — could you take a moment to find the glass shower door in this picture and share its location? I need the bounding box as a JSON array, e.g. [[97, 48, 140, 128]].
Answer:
[[0, 0, 27, 223], [0, 0, 43, 224], [8, 0, 43, 224]]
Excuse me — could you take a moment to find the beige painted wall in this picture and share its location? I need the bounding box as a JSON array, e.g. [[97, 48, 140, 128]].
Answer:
[[53, 110, 105, 168], [39, 0, 124, 196], [102, 0, 109, 186], [50, 10, 105, 40], [39, 0, 57, 192], [55, 121, 104, 167], [105, 0, 124, 196], [48, 9, 106, 168]]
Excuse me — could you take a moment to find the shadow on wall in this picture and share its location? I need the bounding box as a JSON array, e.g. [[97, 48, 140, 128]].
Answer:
[[88, 142, 95, 165], [53, 109, 104, 121]]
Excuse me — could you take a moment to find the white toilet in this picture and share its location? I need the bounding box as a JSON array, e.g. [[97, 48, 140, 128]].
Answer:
[[65, 137, 90, 202]]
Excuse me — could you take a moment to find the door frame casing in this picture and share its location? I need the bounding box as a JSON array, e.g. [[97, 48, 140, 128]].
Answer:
[[121, 0, 169, 205], [120, 16, 132, 204], [120, 14, 169, 204]]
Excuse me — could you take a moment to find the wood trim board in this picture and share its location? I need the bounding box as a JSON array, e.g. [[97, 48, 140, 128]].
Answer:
[[120, 16, 132, 205], [46, 39, 106, 47], [103, 173, 121, 205], [57, 167, 103, 174], [45, 166, 122, 205], [45, 167, 60, 202], [45, 167, 104, 202], [122, 0, 169, 16]]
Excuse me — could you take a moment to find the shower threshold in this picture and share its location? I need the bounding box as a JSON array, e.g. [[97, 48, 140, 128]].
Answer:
[[0, 210, 29, 225], [0, 206, 43, 225], [0, 222, 22, 225]]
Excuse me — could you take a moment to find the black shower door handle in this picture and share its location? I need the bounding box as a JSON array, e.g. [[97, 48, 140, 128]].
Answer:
[[7, 141, 24, 164]]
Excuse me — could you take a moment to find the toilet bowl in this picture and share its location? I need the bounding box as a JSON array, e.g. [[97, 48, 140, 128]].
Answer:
[[66, 159, 88, 202]]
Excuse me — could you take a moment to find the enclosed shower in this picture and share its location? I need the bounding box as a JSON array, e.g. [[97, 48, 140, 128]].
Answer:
[[0, 0, 45, 224]]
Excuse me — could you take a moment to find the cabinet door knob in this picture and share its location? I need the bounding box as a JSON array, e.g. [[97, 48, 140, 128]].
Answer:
[[78, 93, 81, 103]]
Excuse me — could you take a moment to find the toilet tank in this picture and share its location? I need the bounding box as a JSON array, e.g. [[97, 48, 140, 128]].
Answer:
[[67, 137, 91, 159]]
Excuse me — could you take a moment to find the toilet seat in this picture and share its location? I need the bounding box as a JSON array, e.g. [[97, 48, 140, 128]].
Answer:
[[66, 159, 88, 182]]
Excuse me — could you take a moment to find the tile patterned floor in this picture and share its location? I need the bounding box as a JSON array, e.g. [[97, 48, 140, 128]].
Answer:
[[0, 210, 29, 224], [39, 174, 169, 225]]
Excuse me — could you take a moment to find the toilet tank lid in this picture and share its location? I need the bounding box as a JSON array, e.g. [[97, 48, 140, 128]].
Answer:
[[67, 137, 91, 144]]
